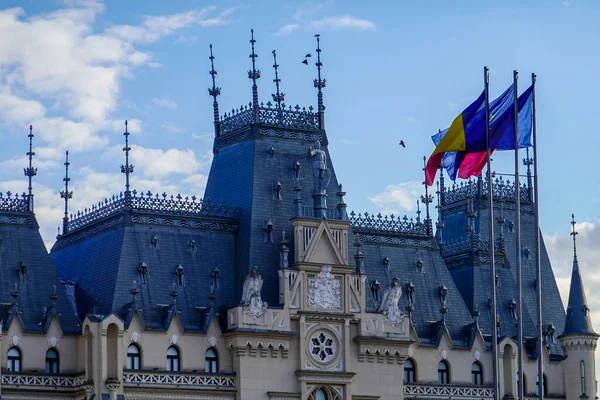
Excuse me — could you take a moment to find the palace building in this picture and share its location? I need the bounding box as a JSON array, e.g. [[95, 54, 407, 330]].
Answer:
[[0, 31, 596, 400]]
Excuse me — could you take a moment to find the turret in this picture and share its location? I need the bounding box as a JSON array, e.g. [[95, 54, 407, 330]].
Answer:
[[559, 214, 598, 400]]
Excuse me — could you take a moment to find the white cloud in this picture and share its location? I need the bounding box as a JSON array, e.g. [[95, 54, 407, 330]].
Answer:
[[0, 2, 236, 153], [275, 23, 300, 36], [308, 15, 376, 31], [160, 121, 185, 134], [368, 181, 423, 216], [151, 97, 178, 110]]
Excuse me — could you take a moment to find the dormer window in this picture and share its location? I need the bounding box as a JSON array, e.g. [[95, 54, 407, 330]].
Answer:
[[274, 182, 283, 200], [293, 161, 301, 180], [138, 262, 149, 284], [509, 299, 517, 320], [189, 239, 197, 254], [416, 259, 424, 273], [264, 220, 274, 243], [370, 279, 380, 301], [174, 265, 185, 287], [383, 257, 390, 270], [150, 236, 159, 250]]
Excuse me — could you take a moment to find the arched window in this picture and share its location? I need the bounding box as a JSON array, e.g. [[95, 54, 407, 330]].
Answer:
[[471, 361, 483, 385], [308, 386, 341, 400], [7, 347, 21, 372], [205, 348, 218, 373], [46, 349, 59, 374], [580, 360, 586, 395], [404, 358, 416, 383], [167, 346, 180, 372], [437, 360, 450, 384], [127, 344, 141, 370]]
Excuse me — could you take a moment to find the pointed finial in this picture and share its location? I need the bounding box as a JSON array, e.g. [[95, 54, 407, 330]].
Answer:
[[523, 147, 533, 200], [314, 34, 326, 129], [420, 155, 433, 235], [248, 29, 261, 119], [50, 285, 58, 306], [571, 213, 578, 264], [23, 125, 37, 211], [59, 150, 73, 235], [435, 180, 444, 245], [472, 304, 480, 324], [120, 121, 134, 194], [271, 49, 285, 112], [208, 44, 222, 136]]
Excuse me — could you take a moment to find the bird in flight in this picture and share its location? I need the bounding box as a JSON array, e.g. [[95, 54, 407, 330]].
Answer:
[[302, 59, 308, 65], [302, 53, 312, 65], [399, 140, 406, 148]]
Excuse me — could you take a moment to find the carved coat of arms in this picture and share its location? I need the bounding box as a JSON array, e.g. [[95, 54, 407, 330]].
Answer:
[[308, 265, 341, 309]]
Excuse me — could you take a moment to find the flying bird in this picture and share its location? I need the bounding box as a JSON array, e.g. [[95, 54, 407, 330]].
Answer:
[[399, 140, 406, 148], [302, 59, 308, 65], [305, 53, 312, 58]]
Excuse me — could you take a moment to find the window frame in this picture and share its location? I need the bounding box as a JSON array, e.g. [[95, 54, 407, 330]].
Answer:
[[471, 361, 483, 385], [437, 360, 450, 384], [45, 348, 60, 374], [127, 344, 141, 370], [166, 346, 180, 372], [205, 348, 218, 374], [7, 347, 21, 372], [404, 358, 416, 383]]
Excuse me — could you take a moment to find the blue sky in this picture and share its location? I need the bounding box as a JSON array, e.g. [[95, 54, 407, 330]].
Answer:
[[1, 0, 600, 375]]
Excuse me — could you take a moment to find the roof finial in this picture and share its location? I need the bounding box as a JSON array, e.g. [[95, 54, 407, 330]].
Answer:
[[208, 44, 222, 137], [24, 125, 37, 211], [314, 34, 326, 129], [523, 147, 534, 200], [435, 180, 444, 245], [60, 151, 73, 235], [50, 285, 58, 307], [248, 29, 261, 121], [571, 213, 578, 264], [130, 280, 140, 306], [271, 49, 285, 114], [421, 156, 433, 235], [120, 120, 134, 195]]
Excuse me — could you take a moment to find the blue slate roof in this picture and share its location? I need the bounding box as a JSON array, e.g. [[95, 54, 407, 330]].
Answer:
[[561, 253, 597, 337], [0, 195, 80, 334], [50, 197, 237, 332]]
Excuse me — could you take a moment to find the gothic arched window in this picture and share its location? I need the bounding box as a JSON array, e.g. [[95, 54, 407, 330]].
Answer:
[[404, 358, 416, 383], [7, 347, 21, 372], [45, 349, 59, 374], [308, 386, 341, 400], [471, 361, 483, 385], [581, 360, 586, 395], [127, 344, 141, 370], [205, 348, 218, 373], [438, 360, 450, 384], [167, 346, 180, 372]]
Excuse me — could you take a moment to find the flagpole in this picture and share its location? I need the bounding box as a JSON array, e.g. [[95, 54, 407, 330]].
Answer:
[[532, 72, 544, 400], [485, 66, 500, 400], [514, 70, 524, 400]]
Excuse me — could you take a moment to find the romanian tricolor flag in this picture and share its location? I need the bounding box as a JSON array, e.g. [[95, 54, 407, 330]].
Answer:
[[425, 84, 516, 185], [432, 84, 534, 182]]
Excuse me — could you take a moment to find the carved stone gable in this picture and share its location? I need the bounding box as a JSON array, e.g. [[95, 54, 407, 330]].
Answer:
[[297, 219, 347, 265], [308, 265, 341, 309]]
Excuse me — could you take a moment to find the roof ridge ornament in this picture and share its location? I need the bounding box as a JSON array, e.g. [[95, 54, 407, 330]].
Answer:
[[571, 213, 578, 265], [313, 34, 326, 129], [420, 156, 433, 235], [120, 120, 134, 197], [208, 44, 222, 137], [248, 29, 261, 121], [271, 49, 285, 115], [23, 125, 37, 211], [60, 151, 73, 235]]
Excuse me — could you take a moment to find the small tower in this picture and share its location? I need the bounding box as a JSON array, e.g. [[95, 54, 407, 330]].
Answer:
[[559, 214, 598, 400]]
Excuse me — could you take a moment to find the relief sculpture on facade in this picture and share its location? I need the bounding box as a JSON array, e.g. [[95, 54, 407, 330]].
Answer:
[[308, 265, 340, 309], [377, 277, 404, 327]]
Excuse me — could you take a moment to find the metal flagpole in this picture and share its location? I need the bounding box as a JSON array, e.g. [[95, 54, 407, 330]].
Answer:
[[514, 70, 524, 400], [532, 72, 544, 400], [485, 66, 500, 400]]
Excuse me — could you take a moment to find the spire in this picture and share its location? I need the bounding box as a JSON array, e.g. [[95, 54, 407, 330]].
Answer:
[[421, 156, 433, 235], [435, 180, 444, 245], [59, 151, 73, 235], [523, 147, 533, 200], [314, 34, 326, 129], [23, 125, 37, 211], [248, 29, 261, 121], [120, 121, 134, 195], [271, 49, 285, 112], [208, 44, 221, 137], [562, 214, 598, 337]]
